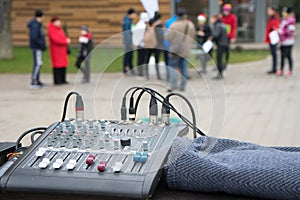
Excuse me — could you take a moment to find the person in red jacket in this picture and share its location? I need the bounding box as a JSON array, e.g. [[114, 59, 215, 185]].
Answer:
[[221, 4, 237, 69], [47, 16, 71, 85], [265, 6, 280, 74]]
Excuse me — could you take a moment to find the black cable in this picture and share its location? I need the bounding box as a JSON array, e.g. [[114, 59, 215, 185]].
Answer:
[[61, 91, 80, 122], [166, 93, 205, 138], [125, 87, 204, 136], [30, 131, 44, 144], [15, 127, 47, 151], [121, 86, 164, 121], [133, 87, 165, 114]]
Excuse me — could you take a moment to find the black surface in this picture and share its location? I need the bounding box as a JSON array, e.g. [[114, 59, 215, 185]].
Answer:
[[0, 180, 263, 200], [0, 142, 16, 167]]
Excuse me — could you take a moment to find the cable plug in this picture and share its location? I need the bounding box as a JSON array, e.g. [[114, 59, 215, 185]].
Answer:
[[161, 97, 170, 125], [75, 95, 84, 121], [121, 97, 127, 121], [149, 93, 158, 124], [128, 97, 136, 121]]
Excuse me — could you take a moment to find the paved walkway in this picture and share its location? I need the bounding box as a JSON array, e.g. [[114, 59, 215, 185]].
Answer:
[[1, 31, 299, 147]]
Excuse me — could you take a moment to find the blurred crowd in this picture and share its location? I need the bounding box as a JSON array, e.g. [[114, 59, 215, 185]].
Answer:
[[265, 6, 296, 77], [26, 3, 296, 91], [122, 4, 237, 92], [27, 10, 93, 89]]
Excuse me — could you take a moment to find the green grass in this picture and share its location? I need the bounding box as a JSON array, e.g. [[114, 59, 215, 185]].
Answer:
[[0, 47, 269, 74]]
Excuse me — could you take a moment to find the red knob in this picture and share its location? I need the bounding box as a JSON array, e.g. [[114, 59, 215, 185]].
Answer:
[[98, 161, 107, 172], [86, 154, 95, 165]]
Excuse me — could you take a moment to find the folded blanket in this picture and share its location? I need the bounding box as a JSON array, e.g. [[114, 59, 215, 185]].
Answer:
[[165, 136, 300, 200]]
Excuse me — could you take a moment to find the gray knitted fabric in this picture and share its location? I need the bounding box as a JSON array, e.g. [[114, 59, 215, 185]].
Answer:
[[164, 136, 300, 200]]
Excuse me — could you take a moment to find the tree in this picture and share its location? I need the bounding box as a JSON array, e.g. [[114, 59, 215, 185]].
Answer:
[[0, 0, 13, 59]]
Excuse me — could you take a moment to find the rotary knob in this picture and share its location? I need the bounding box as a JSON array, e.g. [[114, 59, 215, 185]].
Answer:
[[120, 137, 131, 147]]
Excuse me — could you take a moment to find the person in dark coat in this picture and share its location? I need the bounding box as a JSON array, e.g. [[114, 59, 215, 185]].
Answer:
[[76, 25, 93, 83], [47, 16, 71, 85], [27, 9, 46, 89], [210, 15, 229, 79], [196, 14, 212, 74], [122, 8, 136, 74]]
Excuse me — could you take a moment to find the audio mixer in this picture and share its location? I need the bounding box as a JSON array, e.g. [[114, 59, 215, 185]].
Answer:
[[0, 119, 188, 199]]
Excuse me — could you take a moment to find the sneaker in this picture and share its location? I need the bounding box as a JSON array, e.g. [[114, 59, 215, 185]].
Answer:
[[212, 74, 223, 80], [29, 84, 42, 89], [38, 82, 48, 88], [267, 70, 276, 74], [286, 71, 292, 77], [276, 70, 283, 76]]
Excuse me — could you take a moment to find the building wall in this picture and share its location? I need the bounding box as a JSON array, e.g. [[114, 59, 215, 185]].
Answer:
[[11, 0, 171, 46]]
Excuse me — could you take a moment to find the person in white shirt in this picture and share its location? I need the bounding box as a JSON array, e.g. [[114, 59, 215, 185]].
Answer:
[[132, 12, 149, 77]]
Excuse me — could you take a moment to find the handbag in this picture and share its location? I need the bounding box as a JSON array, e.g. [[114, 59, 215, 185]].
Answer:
[[143, 27, 157, 49], [170, 23, 189, 55]]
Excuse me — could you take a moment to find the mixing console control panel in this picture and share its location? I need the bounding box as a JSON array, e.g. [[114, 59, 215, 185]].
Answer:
[[0, 119, 188, 199]]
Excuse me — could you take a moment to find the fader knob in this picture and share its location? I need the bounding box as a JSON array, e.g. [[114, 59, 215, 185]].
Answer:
[[120, 137, 131, 147], [70, 124, 76, 132], [86, 154, 95, 165], [100, 119, 106, 130], [76, 120, 83, 127], [64, 119, 71, 127], [142, 141, 148, 151], [104, 132, 110, 142], [88, 120, 94, 128], [113, 139, 120, 150]]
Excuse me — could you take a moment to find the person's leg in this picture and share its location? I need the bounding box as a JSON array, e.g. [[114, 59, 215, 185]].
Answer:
[[199, 53, 207, 73], [125, 45, 134, 75], [169, 56, 178, 90], [141, 48, 148, 77], [164, 49, 169, 66], [286, 45, 293, 72], [31, 49, 42, 85], [154, 48, 161, 80], [216, 47, 223, 77], [53, 68, 60, 84], [62, 68, 67, 83], [224, 39, 230, 69], [269, 44, 277, 73], [84, 57, 90, 82], [123, 45, 131, 73], [179, 57, 188, 91], [165, 51, 171, 83], [145, 49, 154, 79], [280, 46, 285, 72], [137, 48, 144, 76]]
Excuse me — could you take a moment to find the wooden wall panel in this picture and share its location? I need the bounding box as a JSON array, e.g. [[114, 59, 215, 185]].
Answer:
[[11, 0, 171, 47]]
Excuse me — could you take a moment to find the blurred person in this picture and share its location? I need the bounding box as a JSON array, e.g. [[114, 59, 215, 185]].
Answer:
[[164, 14, 178, 83], [75, 25, 93, 83], [122, 8, 136, 75], [210, 15, 229, 79], [265, 6, 280, 74], [132, 12, 149, 77], [165, 8, 195, 92], [277, 7, 296, 77], [221, 4, 237, 69], [27, 9, 46, 89], [145, 11, 164, 80], [196, 14, 212, 74], [47, 16, 71, 85]]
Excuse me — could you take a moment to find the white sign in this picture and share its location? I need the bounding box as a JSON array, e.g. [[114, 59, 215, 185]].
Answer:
[[140, 0, 159, 18]]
